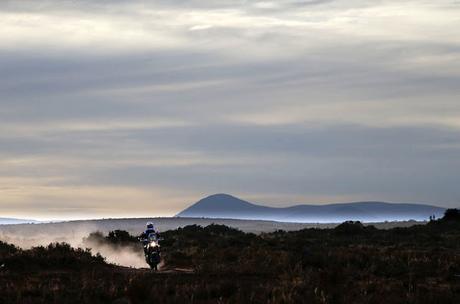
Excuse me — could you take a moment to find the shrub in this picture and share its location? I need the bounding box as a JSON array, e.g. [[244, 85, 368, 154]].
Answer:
[[334, 221, 367, 235], [443, 209, 460, 221]]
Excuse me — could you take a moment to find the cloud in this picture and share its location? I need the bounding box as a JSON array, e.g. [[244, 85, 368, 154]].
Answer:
[[0, 0, 459, 218]]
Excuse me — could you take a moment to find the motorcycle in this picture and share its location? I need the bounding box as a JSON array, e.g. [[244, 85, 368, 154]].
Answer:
[[141, 234, 162, 270]]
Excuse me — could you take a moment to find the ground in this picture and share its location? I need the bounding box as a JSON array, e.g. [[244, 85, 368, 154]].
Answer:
[[1, 216, 460, 303]]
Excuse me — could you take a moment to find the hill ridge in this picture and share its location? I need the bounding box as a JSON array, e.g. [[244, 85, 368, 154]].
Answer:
[[176, 194, 445, 223]]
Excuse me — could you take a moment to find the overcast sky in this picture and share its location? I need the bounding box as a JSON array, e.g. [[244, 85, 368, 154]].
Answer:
[[1, 0, 459, 220]]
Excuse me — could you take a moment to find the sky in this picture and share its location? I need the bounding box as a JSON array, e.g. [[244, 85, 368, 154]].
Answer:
[[1, 0, 459, 220]]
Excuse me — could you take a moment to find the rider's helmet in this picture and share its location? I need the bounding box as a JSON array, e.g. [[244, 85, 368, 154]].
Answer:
[[146, 222, 155, 230]]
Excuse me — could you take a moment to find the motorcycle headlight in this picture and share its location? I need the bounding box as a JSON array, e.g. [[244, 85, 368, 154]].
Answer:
[[150, 241, 158, 247]]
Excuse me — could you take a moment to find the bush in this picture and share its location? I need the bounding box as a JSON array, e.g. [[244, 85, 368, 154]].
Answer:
[[3, 242, 106, 272], [443, 209, 460, 221], [0, 241, 18, 257], [107, 230, 138, 244], [334, 221, 367, 235]]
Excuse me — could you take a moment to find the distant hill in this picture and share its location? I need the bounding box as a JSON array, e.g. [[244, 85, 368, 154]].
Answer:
[[176, 194, 446, 223], [0, 218, 39, 225]]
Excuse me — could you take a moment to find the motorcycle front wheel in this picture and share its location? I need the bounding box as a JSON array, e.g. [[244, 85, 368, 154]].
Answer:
[[147, 254, 160, 271]]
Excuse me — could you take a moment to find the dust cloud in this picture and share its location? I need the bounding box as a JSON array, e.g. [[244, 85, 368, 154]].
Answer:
[[83, 238, 148, 268], [0, 228, 148, 268]]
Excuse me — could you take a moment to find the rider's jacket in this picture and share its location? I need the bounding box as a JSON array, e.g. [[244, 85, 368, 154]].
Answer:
[[140, 228, 159, 244]]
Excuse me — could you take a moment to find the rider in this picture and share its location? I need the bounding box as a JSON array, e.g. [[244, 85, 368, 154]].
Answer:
[[140, 222, 160, 246], [140, 222, 161, 262]]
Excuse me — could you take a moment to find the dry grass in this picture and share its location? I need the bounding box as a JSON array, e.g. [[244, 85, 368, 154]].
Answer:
[[1, 214, 460, 303]]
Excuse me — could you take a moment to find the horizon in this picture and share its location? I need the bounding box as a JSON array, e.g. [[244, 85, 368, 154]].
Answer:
[[1, 1, 460, 220], [1, 193, 453, 222]]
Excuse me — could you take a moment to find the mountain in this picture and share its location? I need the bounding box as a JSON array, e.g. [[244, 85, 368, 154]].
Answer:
[[0, 217, 40, 225], [176, 194, 446, 223]]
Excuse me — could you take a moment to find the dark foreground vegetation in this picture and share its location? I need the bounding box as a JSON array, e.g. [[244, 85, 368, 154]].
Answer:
[[1, 210, 460, 304]]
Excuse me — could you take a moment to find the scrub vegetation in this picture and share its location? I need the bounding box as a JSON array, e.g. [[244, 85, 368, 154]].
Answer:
[[1, 210, 460, 303]]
